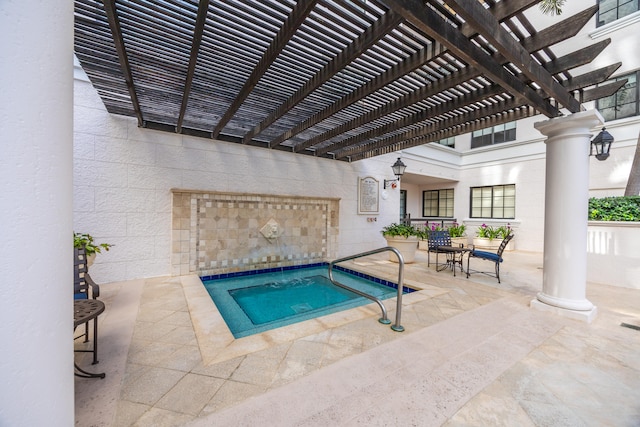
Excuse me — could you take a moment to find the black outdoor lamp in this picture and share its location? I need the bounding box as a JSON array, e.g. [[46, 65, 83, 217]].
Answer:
[[590, 127, 614, 161], [384, 157, 407, 189]]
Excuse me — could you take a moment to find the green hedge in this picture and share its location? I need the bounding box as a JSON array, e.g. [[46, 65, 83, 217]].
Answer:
[[588, 196, 640, 221]]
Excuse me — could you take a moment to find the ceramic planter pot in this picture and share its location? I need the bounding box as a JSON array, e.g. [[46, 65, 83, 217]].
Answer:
[[87, 253, 97, 267], [384, 236, 419, 263], [450, 237, 469, 247], [472, 237, 514, 251]]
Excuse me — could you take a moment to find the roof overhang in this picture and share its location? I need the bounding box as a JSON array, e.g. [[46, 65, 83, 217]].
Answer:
[[74, 0, 625, 161]]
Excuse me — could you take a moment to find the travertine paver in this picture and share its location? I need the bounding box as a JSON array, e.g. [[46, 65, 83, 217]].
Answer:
[[186, 297, 568, 426], [74, 251, 640, 427], [120, 366, 187, 406], [155, 374, 225, 415]]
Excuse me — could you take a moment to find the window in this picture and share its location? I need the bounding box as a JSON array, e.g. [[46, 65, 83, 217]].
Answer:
[[422, 189, 454, 217], [470, 185, 515, 219], [436, 136, 455, 148], [596, 71, 639, 121], [471, 122, 516, 148], [598, 0, 639, 26], [400, 190, 407, 221]]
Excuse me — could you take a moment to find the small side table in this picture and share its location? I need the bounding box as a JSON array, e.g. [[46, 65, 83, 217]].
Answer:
[[74, 299, 106, 379], [435, 245, 471, 277]]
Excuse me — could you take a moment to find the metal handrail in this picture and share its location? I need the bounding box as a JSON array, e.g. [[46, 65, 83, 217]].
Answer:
[[328, 246, 405, 332]]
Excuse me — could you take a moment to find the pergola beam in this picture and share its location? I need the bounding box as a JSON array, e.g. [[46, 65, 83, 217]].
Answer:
[[581, 80, 628, 103], [443, 0, 581, 113], [343, 101, 535, 160], [312, 19, 596, 156], [270, 43, 446, 150], [521, 5, 598, 54], [384, 0, 560, 117], [176, 0, 209, 133], [242, 10, 403, 144], [212, 0, 317, 138], [544, 39, 612, 75], [316, 84, 505, 156], [562, 63, 621, 92], [102, 0, 144, 126], [348, 106, 537, 161], [272, 0, 540, 149], [294, 67, 480, 154]]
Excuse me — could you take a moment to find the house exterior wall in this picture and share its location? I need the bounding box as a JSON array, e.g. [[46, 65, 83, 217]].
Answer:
[[402, 3, 640, 255], [461, 148, 547, 252], [403, 115, 639, 252]]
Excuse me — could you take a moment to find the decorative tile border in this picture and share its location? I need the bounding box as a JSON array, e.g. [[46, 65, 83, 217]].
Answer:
[[172, 190, 340, 277], [200, 262, 415, 294], [333, 264, 416, 294]]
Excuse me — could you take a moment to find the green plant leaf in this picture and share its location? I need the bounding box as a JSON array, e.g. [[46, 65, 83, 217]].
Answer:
[[588, 196, 640, 221], [74, 232, 114, 256], [381, 223, 420, 238]]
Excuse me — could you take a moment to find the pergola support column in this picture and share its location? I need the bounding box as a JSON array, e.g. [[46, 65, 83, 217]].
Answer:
[[531, 110, 604, 323]]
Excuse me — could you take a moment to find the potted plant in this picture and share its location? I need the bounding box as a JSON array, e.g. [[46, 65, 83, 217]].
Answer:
[[417, 222, 442, 250], [74, 232, 113, 266], [472, 224, 500, 250], [381, 223, 421, 263], [496, 224, 515, 251], [447, 222, 468, 247], [472, 223, 514, 250]]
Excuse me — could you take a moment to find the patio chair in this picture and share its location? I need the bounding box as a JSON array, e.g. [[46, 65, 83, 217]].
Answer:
[[427, 230, 453, 268], [73, 246, 105, 378], [74, 245, 99, 344], [466, 233, 514, 283], [74, 246, 100, 307]]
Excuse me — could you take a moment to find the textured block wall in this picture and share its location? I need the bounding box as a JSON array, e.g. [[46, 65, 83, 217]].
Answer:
[[73, 76, 428, 283]]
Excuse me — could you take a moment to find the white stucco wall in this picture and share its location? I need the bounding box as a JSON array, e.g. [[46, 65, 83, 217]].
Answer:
[[459, 139, 548, 252], [588, 222, 640, 289], [74, 77, 402, 283], [404, 138, 549, 252], [588, 116, 640, 197]]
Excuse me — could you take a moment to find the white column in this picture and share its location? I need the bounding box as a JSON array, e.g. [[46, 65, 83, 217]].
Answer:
[[0, 1, 74, 425], [531, 110, 603, 323]]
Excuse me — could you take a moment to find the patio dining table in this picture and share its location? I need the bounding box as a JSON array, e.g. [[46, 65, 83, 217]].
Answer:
[[74, 299, 106, 379], [435, 245, 471, 277]]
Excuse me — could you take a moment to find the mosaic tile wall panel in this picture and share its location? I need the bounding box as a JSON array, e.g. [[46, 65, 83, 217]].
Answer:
[[172, 190, 339, 277]]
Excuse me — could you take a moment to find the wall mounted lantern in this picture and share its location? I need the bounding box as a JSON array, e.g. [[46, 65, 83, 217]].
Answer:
[[590, 127, 614, 161], [383, 157, 407, 189]]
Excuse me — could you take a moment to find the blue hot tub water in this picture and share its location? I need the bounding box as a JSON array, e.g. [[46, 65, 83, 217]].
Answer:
[[202, 265, 411, 338]]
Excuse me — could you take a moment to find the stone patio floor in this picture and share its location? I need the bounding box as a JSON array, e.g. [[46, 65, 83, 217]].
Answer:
[[74, 250, 640, 426]]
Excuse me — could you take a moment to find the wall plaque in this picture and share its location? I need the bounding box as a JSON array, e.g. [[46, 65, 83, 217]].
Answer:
[[358, 176, 379, 214]]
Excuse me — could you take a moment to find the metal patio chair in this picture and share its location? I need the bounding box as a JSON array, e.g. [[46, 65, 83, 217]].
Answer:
[[466, 233, 514, 283], [74, 246, 100, 305], [73, 246, 105, 378], [427, 230, 454, 268]]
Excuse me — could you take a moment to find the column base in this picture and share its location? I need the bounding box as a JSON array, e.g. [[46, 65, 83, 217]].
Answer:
[[530, 298, 598, 323], [536, 292, 594, 311]]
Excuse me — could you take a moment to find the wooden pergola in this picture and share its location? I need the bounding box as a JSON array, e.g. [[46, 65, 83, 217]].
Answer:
[[74, 0, 625, 162]]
